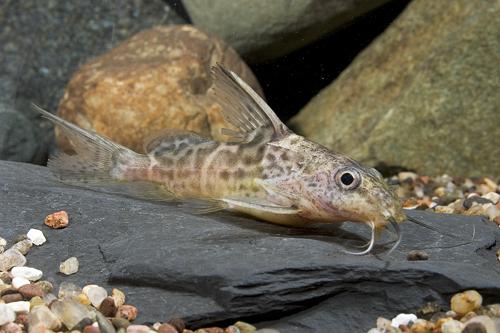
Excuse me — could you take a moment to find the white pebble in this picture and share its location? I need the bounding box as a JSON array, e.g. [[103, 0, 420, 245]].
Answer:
[[12, 276, 30, 289], [26, 229, 46, 246], [6, 301, 30, 313], [441, 319, 464, 333], [482, 192, 500, 204], [11, 266, 43, 281], [391, 313, 417, 328], [59, 257, 79, 275], [0, 238, 6, 247], [0, 304, 15, 325], [82, 284, 108, 308]]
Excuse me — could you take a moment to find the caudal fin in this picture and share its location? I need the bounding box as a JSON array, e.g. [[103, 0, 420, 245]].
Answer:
[[33, 104, 142, 184]]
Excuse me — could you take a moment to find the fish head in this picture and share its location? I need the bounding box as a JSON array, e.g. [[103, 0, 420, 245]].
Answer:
[[300, 158, 405, 229]]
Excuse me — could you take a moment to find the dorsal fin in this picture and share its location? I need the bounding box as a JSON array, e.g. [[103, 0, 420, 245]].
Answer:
[[210, 65, 290, 142], [143, 129, 212, 156]]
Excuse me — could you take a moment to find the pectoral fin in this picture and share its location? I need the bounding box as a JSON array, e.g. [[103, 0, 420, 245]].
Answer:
[[221, 197, 306, 227]]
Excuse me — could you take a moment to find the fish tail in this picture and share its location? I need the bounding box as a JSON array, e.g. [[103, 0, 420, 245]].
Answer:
[[33, 104, 147, 184]]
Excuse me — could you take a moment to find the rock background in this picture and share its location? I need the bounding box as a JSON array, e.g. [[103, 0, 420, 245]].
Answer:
[[290, 0, 500, 177], [181, 0, 391, 61], [0, 0, 185, 162], [56, 25, 261, 153], [1, 160, 499, 332]]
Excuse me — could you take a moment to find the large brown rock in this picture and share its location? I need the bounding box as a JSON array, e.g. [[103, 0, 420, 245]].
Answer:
[[57, 25, 262, 153], [290, 0, 500, 177]]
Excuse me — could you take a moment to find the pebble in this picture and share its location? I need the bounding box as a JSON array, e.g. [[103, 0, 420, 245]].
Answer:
[[463, 315, 496, 333], [233, 322, 256, 333], [482, 192, 500, 204], [10, 239, 32, 255], [84, 325, 102, 333], [6, 301, 30, 313], [116, 305, 138, 321], [409, 319, 435, 333], [157, 323, 177, 333], [255, 330, 280, 333], [35, 280, 53, 294], [440, 319, 464, 333], [58, 282, 82, 298], [391, 313, 417, 328], [126, 325, 150, 333], [77, 293, 91, 305], [0, 249, 26, 271], [43, 292, 57, 306], [27, 305, 62, 330], [168, 317, 185, 332], [111, 318, 131, 329], [112, 288, 126, 307], [0, 303, 16, 325], [11, 277, 30, 289], [29, 296, 45, 308], [485, 204, 500, 221], [59, 257, 79, 275], [18, 283, 44, 299], [0, 237, 6, 246], [99, 296, 117, 317], [225, 326, 241, 333], [451, 290, 482, 317], [26, 229, 46, 246], [2, 293, 23, 303], [82, 284, 107, 308], [50, 298, 93, 331], [463, 196, 493, 210], [0, 272, 12, 284], [2, 322, 22, 333], [407, 250, 429, 261], [44, 210, 69, 229], [96, 311, 116, 333], [11, 266, 43, 281]]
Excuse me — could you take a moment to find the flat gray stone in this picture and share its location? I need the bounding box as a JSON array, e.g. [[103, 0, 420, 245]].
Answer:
[[0, 160, 498, 332]]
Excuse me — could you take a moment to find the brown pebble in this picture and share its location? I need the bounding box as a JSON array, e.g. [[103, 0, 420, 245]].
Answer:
[[399, 324, 410, 332], [116, 304, 138, 321], [18, 283, 44, 299], [44, 210, 69, 229], [83, 325, 102, 333], [407, 250, 429, 261], [0, 287, 18, 296], [2, 293, 23, 303], [0, 271, 12, 284], [168, 318, 186, 333], [158, 324, 179, 333], [100, 296, 118, 317], [494, 216, 500, 226], [15, 312, 28, 325], [462, 322, 487, 333]]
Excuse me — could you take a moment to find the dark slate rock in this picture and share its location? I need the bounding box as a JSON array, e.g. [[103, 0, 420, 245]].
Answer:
[[0, 161, 499, 333], [0, 0, 184, 164]]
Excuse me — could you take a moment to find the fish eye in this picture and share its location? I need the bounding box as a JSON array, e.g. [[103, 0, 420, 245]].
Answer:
[[334, 167, 361, 190]]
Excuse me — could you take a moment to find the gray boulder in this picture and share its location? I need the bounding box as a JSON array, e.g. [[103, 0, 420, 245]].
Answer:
[[0, 160, 498, 332], [182, 0, 390, 61], [0, 0, 185, 163], [290, 0, 500, 177], [0, 107, 38, 162]]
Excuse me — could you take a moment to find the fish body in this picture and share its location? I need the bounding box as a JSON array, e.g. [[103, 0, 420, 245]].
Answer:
[[35, 65, 405, 254]]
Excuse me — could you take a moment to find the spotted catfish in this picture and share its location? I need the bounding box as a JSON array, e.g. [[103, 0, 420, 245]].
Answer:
[[34, 65, 406, 254]]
